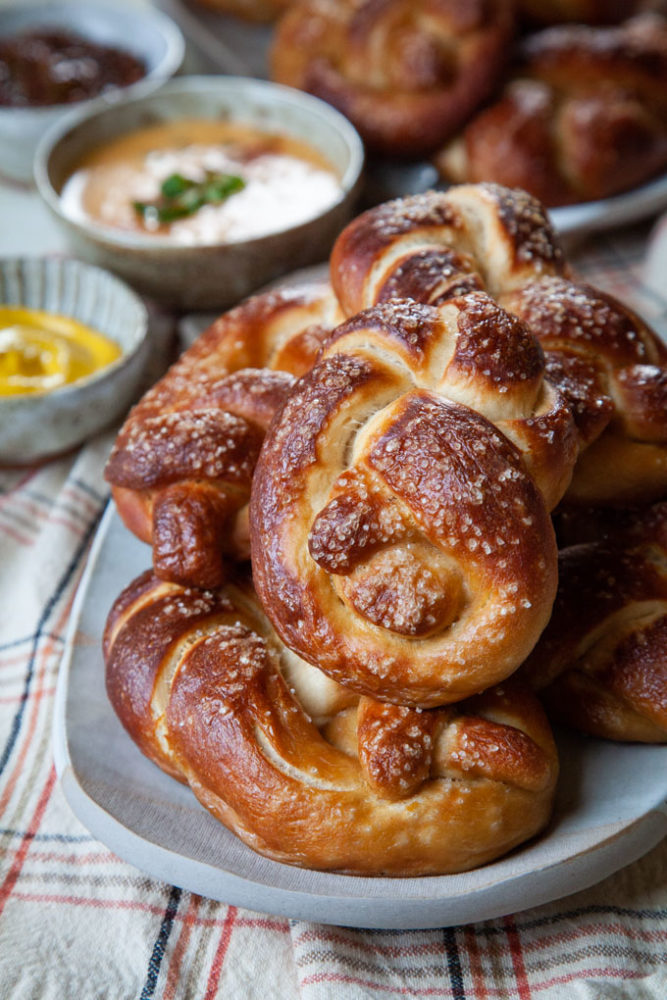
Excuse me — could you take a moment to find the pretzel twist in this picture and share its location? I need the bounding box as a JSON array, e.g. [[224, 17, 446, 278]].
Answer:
[[270, 0, 515, 157], [331, 183, 667, 505], [251, 293, 564, 707], [521, 502, 667, 743], [500, 278, 667, 505], [436, 15, 667, 206], [105, 281, 343, 589], [104, 570, 558, 875]]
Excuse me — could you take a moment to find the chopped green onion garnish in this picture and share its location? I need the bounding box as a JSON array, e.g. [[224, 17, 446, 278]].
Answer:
[[133, 170, 245, 225]]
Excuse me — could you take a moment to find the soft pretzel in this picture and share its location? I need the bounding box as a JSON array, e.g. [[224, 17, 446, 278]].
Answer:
[[330, 183, 569, 319], [104, 569, 559, 875], [500, 277, 667, 505], [270, 0, 515, 157], [250, 293, 568, 707], [331, 184, 667, 505], [436, 15, 667, 205], [521, 502, 667, 743], [105, 280, 343, 590]]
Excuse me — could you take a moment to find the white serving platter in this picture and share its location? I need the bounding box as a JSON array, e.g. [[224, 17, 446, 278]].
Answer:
[[53, 504, 667, 929]]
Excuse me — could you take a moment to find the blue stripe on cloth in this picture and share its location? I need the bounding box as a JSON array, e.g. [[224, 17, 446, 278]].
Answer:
[[140, 885, 182, 999]]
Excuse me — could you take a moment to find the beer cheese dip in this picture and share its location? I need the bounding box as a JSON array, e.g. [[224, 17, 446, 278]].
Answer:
[[60, 119, 343, 246]]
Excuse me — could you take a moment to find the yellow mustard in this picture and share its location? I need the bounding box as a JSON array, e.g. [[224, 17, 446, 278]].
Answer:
[[0, 307, 121, 396]]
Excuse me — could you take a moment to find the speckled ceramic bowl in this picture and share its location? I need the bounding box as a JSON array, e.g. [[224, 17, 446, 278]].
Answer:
[[34, 76, 365, 310], [0, 257, 149, 465], [0, 0, 185, 182]]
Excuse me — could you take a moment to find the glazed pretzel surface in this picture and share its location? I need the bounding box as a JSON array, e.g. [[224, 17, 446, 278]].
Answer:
[[331, 183, 667, 505], [436, 15, 667, 206], [501, 277, 667, 505], [521, 502, 667, 743], [250, 292, 565, 707], [105, 280, 343, 590], [270, 0, 515, 157], [104, 570, 559, 875]]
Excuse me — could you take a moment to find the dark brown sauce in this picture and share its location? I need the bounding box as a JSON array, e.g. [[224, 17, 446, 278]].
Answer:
[[0, 29, 146, 107]]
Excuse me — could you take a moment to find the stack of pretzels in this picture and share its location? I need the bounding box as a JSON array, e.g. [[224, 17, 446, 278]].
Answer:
[[103, 183, 667, 877]]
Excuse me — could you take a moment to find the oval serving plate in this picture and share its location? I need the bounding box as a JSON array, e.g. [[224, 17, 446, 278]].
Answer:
[[53, 503, 667, 929]]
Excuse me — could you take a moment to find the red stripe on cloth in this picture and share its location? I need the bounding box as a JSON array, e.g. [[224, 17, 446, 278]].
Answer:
[[464, 925, 489, 1000], [0, 685, 56, 705], [299, 973, 452, 996], [9, 892, 177, 915], [294, 927, 442, 958], [62, 484, 103, 519], [0, 765, 56, 917], [25, 849, 118, 865], [504, 916, 531, 1000], [204, 905, 238, 999], [164, 894, 202, 1000], [0, 519, 35, 547]]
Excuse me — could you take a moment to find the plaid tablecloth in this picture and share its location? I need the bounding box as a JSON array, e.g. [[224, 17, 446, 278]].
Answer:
[[1, 221, 666, 999]]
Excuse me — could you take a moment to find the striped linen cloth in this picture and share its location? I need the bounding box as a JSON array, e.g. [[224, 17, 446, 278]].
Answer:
[[1, 221, 666, 999]]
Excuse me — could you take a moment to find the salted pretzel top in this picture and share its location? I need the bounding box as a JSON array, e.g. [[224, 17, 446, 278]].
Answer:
[[104, 569, 558, 875], [330, 183, 569, 318], [331, 183, 667, 505], [250, 292, 564, 707], [105, 280, 343, 589], [501, 277, 667, 504], [521, 501, 667, 743], [270, 0, 515, 157]]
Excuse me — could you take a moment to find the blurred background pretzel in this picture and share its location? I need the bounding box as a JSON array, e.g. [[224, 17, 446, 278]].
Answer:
[[270, 0, 515, 157]]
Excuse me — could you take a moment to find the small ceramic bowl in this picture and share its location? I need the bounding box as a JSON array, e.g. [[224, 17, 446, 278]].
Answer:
[[34, 75, 365, 311], [0, 0, 185, 182], [0, 257, 149, 466]]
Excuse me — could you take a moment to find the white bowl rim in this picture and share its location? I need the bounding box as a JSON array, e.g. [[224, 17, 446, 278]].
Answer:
[[34, 75, 366, 252], [0, 255, 149, 402], [0, 0, 186, 117]]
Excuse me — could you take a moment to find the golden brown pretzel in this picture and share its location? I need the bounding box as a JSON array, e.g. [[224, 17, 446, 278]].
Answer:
[[270, 0, 515, 157], [331, 184, 667, 505], [521, 502, 667, 743], [436, 15, 667, 205], [104, 569, 559, 875], [500, 277, 667, 505], [250, 293, 568, 707], [105, 280, 343, 590], [330, 183, 569, 318]]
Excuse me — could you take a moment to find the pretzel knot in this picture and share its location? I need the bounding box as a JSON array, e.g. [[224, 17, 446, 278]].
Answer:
[[251, 293, 569, 707], [270, 0, 515, 156], [105, 281, 343, 589], [104, 571, 558, 875], [522, 502, 667, 743], [331, 183, 667, 505]]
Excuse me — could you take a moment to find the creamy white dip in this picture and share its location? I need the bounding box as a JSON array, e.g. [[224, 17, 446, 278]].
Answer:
[[60, 120, 343, 246]]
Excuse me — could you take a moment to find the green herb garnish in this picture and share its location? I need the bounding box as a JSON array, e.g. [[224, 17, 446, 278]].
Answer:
[[133, 171, 245, 225]]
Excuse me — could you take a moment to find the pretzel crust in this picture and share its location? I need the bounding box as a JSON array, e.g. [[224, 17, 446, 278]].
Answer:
[[250, 295, 561, 707], [522, 502, 667, 742], [270, 0, 515, 157], [104, 570, 559, 876], [105, 280, 343, 589]]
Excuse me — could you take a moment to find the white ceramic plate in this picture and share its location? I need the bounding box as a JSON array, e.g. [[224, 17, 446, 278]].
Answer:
[[53, 504, 667, 929]]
